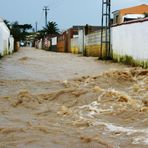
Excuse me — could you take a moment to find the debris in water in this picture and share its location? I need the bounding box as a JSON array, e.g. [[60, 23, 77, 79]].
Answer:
[[57, 106, 72, 115], [80, 136, 92, 143], [92, 86, 104, 92], [73, 119, 91, 128]]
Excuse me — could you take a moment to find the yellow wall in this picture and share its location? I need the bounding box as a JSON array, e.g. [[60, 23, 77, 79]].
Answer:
[[85, 44, 107, 58], [71, 47, 79, 54]]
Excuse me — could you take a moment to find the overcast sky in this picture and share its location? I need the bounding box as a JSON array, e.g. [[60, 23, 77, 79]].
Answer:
[[0, 0, 147, 30]]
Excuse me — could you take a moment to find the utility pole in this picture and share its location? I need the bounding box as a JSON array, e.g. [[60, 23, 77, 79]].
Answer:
[[35, 22, 38, 32], [43, 6, 49, 27], [100, 0, 111, 60]]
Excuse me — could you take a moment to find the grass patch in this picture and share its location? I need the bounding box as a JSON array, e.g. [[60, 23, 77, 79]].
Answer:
[[113, 53, 148, 68]]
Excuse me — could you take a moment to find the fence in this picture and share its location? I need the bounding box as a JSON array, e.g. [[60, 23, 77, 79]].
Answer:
[[112, 18, 148, 68]]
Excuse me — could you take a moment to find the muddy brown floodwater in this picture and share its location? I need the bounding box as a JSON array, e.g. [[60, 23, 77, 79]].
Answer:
[[0, 48, 147, 148]]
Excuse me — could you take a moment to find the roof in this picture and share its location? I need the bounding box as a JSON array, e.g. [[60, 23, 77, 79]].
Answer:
[[72, 26, 85, 29], [113, 4, 148, 15], [0, 17, 10, 32], [71, 25, 102, 30]]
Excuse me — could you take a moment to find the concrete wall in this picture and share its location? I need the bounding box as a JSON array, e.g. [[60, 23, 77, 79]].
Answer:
[[85, 30, 106, 57], [51, 37, 57, 46], [35, 39, 42, 49], [70, 29, 107, 57], [43, 37, 51, 50], [57, 33, 67, 52], [50, 37, 57, 52], [71, 29, 84, 54], [9, 36, 14, 53], [0, 19, 11, 56], [57, 35, 65, 52], [71, 36, 79, 54], [112, 19, 148, 68]]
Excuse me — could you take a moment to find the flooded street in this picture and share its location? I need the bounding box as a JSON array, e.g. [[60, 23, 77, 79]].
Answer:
[[0, 47, 147, 148]]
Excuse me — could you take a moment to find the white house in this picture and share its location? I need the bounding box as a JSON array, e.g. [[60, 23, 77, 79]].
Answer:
[[0, 17, 14, 57]]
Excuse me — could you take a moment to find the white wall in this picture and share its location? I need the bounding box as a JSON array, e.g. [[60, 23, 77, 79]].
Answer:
[[112, 19, 148, 67], [0, 18, 11, 56], [9, 35, 14, 53], [38, 39, 42, 49], [71, 29, 85, 54], [71, 37, 79, 53], [51, 37, 57, 46], [78, 29, 84, 53]]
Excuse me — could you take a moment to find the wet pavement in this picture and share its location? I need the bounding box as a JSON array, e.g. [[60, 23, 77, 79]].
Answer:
[[0, 47, 127, 81]]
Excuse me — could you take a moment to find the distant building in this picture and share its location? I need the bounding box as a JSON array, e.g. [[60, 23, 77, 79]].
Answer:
[[112, 4, 148, 24], [57, 25, 101, 53]]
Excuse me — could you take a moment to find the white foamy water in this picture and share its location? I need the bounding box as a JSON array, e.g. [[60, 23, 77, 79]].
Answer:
[[132, 136, 148, 145]]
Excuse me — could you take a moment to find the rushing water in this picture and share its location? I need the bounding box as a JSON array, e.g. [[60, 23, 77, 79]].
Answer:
[[0, 48, 147, 147]]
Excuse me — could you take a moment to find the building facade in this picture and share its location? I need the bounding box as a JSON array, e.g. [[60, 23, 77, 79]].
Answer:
[[113, 4, 148, 24], [0, 18, 14, 56]]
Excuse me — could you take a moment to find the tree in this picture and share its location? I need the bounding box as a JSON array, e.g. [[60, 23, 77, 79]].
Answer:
[[19, 24, 32, 33], [35, 21, 60, 40], [9, 21, 33, 51], [10, 22, 32, 41], [35, 30, 45, 40], [144, 12, 148, 18], [4, 20, 10, 29], [19, 24, 32, 41], [43, 21, 59, 35], [10, 21, 21, 41]]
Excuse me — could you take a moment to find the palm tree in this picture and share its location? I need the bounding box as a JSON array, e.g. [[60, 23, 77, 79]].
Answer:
[[43, 21, 59, 35]]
